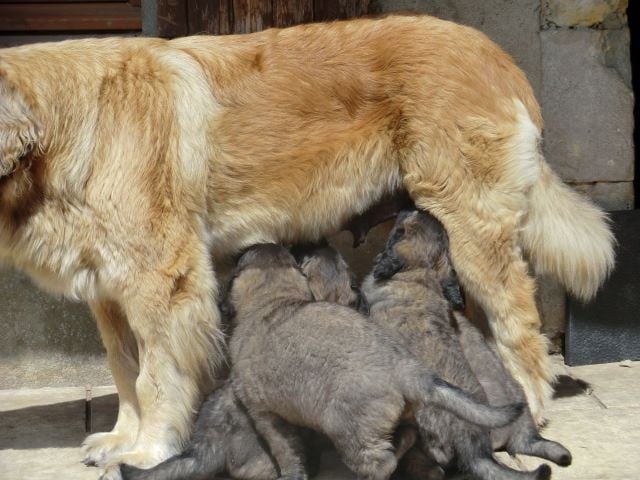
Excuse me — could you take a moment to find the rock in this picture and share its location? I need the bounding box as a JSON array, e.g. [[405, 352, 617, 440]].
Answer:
[[536, 275, 567, 354], [542, 0, 628, 29], [572, 182, 634, 211], [602, 28, 633, 89], [541, 29, 634, 183]]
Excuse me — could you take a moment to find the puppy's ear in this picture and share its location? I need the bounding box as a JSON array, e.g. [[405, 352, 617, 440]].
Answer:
[[0, 78, 42, 177], [372, 249, 405, 281], [441, 277, 465, 311]]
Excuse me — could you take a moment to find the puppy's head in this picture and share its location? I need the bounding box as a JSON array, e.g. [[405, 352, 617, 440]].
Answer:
[[222, 243, 310, 320], [293, 244, 368, 314], [235, 243, 300, 273], [0, 75, 43, 178], [372, 210, 464, 310]]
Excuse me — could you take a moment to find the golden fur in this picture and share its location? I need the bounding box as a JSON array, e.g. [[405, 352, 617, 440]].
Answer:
[[0, 14, 614, 472]]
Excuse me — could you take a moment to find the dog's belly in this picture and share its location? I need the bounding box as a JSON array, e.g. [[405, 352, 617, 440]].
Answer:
[[206, 146, 402, 257]]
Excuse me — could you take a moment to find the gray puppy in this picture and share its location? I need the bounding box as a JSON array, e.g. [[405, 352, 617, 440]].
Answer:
[[228, 243, 524, 480], [293, 243, 367, 314], [455, 312, 571, 467], [362, 210, 569, 480], [119, 243, 364, 480], [120, 380, 279, 480]]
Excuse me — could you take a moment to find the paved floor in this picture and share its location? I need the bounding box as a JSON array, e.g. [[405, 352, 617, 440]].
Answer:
[[0, 357, 638, 480]]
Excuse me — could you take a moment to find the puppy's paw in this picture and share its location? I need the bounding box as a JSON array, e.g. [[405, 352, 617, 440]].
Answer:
[[82, 431, 134, 467], [99, 464, 123, 480]]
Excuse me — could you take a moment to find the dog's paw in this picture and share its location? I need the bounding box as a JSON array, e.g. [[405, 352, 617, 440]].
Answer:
[[82, 432, 133, 467], [107, 449, 171, 471], [98, 464, 123, 480]]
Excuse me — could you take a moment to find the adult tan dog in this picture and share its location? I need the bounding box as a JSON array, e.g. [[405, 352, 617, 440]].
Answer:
[[0, 14, 613, 473]]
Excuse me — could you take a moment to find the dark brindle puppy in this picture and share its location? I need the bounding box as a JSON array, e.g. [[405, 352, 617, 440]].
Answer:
[[227, 243, 524, 480], [362, 210, 569, 479]]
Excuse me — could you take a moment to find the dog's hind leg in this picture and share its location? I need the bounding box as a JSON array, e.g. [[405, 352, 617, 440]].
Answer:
[[454, 428, 552, 480], [250, 411, 308, 480], [402, 102, 553, 422], [507, 430, 572, 467], [83, 300, 140, 467], [107, 239, 222, 470], [324, 400, 399, 480]]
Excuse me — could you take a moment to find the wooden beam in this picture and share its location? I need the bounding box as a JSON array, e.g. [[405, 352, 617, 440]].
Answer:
[[313, 0, 370, 21], [274, 0, 312, 28], [0, 3, 142, 32], [233, 0, 272, 33], [187, 0, 232, 35], [156, 0, 188, 37]]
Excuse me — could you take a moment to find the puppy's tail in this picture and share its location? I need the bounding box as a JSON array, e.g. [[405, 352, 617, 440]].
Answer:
[[407, 373, 524, 429], [120, 446, 225, 480], [520, 161, 615, 301]]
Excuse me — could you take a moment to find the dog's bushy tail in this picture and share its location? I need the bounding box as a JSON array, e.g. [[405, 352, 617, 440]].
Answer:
[[407, 373, 524, 429], [521, 162, 615, 301], [120, 446, 225, 480]]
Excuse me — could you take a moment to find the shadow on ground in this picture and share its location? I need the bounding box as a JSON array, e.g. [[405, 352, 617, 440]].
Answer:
[[553, 375, 591, 399], [0, 393, 117, 449]]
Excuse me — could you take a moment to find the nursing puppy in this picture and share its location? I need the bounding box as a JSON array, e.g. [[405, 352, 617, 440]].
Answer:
[[362, 210, 569, 479], [228, 243, 524, 480], [120, 381, 279, 480], [118, 244, 363, 480], [0, 14, 614, 468], [293, 242, 367, 313], [297, 243, 421, 475]]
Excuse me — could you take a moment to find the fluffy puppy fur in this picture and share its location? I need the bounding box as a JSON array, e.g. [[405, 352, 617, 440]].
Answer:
[[120, 380, 279, 480], [293, 242, 368, 313], [0, 14, 614, 467], [228, 243, 523, 480], [362, 210, 570, 479], [118, 244, 363, 480], [296, 243, 423, 479], [454, 313, 572, 467]]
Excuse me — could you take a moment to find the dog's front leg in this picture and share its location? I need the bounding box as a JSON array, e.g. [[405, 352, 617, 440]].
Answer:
[[83, 300, 140, 466], [106, 243, 222, 470]]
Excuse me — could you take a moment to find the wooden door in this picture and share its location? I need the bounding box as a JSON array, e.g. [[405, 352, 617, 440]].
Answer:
[[156, 0, 372, 37]]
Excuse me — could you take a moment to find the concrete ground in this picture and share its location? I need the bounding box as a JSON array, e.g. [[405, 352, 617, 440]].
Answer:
[[0, 357, 638, 480]]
